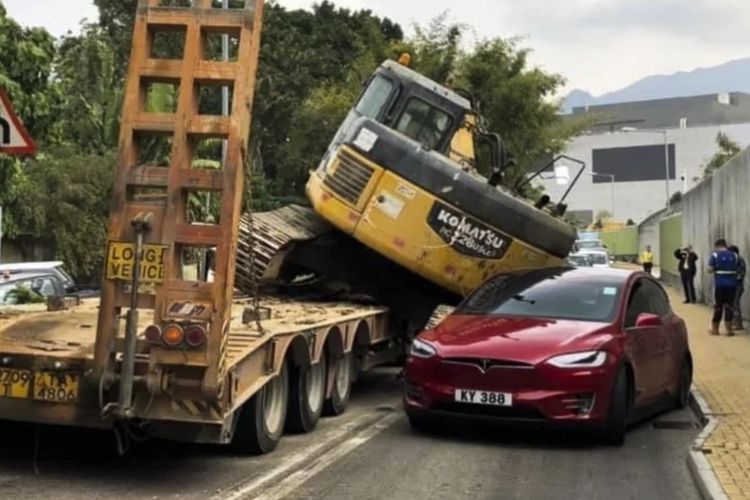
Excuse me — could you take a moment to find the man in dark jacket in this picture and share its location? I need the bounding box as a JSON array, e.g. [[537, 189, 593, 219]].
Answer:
[[729, 246, 746, 331], [675, 245, 699, 303]]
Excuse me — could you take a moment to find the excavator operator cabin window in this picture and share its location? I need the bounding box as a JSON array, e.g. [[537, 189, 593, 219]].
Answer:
[[356, 75, 394, 120], [395, 98, 453, 150]]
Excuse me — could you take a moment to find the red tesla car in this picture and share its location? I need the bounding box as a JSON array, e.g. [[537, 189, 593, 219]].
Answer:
[[404, 267, 692, 444]]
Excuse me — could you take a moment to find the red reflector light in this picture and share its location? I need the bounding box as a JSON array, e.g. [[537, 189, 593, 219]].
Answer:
[[185, 324, 207, 348], [144, 325, 162, 344]]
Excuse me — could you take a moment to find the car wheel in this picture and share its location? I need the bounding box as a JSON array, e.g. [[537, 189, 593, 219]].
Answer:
[[232, 362, 289, 455], [675, 357, 692, 410], [407, 412, 440, 434], [286, 351, 327, 433], [324, 352, 353, 416], [601, 367, 629, 446]]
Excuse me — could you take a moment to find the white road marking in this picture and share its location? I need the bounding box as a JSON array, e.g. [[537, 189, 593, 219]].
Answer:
[[253, 412, 401, 500], [216, 411, 400, 500]]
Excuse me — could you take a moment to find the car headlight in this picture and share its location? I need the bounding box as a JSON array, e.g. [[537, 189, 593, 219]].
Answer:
[[547, 351, 607, 368], [409, 338, 437, 359]]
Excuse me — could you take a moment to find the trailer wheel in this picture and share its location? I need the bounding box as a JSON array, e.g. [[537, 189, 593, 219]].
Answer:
[[286, 350, 327, 433], [324, 351, 353, 416], [232, 362, 289, 455]]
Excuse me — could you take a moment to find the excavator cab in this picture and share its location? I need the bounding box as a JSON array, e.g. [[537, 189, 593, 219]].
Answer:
[[305, 59, 578, 297]]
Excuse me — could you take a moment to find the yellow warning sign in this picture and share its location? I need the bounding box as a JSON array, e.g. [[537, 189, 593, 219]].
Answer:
[[106, 242, 168, 284]]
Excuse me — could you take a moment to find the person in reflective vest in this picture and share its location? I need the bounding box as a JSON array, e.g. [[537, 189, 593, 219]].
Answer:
[[729, 245, 746, 331], [708, 239, 739, 336], [641, 245, 654, 275]]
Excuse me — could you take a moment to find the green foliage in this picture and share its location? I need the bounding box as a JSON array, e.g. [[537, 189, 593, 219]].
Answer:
[[56, 23, 122, 153], [669, 191, 683, 206], [703, 133, 742, 179], [7, 286, 46, 305], [8, 146, 115, 280], [596, 210, 612, 221], [626, 219, 636, 227]]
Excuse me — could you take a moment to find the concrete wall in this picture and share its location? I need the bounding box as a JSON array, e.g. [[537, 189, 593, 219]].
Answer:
[[682, 146, 750, 311], [601, 227, 638, 259], [638, 211, 666, 266], [659, 214, 683, 284]]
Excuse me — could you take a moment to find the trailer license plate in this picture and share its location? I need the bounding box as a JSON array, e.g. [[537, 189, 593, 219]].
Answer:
[[0, 369, 31, 399], [454, 389, 513, 407], [33, 372, 79, 403]]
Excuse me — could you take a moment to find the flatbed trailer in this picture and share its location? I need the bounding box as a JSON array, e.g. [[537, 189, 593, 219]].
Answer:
[[0, 0, 406, 454], [0, 296, 395, 450]]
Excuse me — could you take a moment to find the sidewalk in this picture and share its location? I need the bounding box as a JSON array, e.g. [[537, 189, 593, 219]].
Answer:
[[666, 283, 750, 499]]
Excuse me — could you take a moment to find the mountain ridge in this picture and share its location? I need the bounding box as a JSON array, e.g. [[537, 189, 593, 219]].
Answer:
[[563, 57, 750, 113]]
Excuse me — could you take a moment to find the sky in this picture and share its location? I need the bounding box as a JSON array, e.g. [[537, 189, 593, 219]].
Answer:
[[4, 0, 750, 96]]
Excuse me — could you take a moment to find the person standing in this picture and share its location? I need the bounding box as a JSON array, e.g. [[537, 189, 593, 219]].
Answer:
[[675, 245, 699, 303], [641, 245, 654, 275], [708, 239, 739, 336], [729, 245, 746, 331]]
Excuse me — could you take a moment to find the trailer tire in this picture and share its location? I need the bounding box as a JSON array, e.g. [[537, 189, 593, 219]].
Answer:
[[286, 350, 327, 433], [232, 362, 289, 455], [324, 352, 353, 416]]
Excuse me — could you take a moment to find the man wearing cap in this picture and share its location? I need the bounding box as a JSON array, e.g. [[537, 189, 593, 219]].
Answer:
[[708, 238, 740, 336]]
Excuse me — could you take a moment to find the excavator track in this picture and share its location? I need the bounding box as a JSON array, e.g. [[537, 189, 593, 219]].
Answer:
[[235, 205, 332, 292]]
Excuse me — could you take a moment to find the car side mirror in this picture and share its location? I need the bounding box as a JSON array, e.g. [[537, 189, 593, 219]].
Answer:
[[635, 313, 663, 329]]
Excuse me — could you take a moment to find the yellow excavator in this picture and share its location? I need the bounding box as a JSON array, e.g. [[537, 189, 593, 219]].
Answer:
[[237, 57, 579, 328]]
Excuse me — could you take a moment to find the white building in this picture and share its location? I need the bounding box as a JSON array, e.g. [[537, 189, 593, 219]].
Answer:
[[538, 93, 750, 223]]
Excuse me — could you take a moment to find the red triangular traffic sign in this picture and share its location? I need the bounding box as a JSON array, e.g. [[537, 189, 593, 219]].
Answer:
[[0, 89, 36, 156]]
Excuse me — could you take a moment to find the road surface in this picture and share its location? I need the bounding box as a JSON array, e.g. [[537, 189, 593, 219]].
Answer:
[[0, 369, 701, 500]]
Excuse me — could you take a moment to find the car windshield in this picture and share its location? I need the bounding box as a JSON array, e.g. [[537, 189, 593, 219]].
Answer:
[[356, 75, 394, 120], [588, 253, 608, 265], [577, 240, 602, 250], [459, 269, 622, 323], [567, 255, 592, 267], [395, 98, 453, 150]]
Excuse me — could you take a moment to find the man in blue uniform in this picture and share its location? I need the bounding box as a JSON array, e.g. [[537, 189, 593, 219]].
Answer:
[[708, 239, 739, 336]]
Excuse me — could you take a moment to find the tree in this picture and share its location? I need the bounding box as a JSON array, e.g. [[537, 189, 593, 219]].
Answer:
[[8, 146, 115, 280], [0, 4, 63, 237], [595, 210, 612, 222], [56, 23, 122, 153], [703, 132, 742, 179], [669, 191, 683, 206]]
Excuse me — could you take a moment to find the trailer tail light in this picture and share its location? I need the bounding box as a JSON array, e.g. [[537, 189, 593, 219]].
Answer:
[[185, 324, 207, 348], [162, 324, 185, 347], [144, 325, 162, 344]]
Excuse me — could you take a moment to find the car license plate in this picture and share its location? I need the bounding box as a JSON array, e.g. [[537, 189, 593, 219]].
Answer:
[[33, 372, 80, 403], [0, 368, 31, 399], [454, 389, 513, 407]]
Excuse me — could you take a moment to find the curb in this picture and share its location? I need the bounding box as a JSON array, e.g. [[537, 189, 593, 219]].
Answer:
[[688, 389, 729, 500]]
